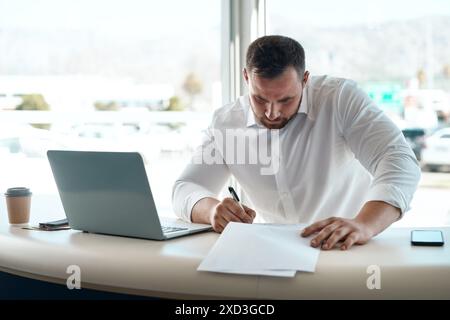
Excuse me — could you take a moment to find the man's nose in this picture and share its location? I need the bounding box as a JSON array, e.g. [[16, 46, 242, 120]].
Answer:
[[265, 104, 281, 120]]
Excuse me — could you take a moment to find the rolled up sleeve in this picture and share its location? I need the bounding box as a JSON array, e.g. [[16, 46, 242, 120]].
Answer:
[[336, 80, 421, 215]]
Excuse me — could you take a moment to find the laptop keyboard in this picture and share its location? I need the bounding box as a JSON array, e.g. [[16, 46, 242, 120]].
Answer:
[[162, 226, 188, 233]]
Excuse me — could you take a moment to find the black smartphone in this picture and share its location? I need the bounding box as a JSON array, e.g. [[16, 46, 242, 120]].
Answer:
[[39, 218, 69, 228], [411, 230, 444, 246]]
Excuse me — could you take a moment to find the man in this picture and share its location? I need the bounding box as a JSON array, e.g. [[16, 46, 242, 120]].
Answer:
[[172, 35, 421, 250]]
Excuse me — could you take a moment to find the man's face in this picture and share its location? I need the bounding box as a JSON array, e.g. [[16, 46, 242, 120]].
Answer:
[[244, 67, 309, 129]]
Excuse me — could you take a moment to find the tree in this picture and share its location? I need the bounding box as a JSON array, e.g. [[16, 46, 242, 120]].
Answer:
[[16, 94, 49, 111], [417, 69, 426, 88], [15, 94, 51, 130], [182, 72, 203, 109], [166, 95, 185, 111], [94, 101, 120, 111], [443, 64, 450, 79]]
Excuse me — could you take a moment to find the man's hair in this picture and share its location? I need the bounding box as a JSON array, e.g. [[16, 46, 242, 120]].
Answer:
[[246, 35, 305, 79]]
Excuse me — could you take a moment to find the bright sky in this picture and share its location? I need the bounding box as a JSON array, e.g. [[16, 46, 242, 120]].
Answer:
[[268, 0, 450, 27], [0, 0, 220, 38], [1, 0, 449, 34]]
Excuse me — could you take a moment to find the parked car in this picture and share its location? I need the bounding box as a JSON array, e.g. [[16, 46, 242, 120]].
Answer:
[[401, 128, 426, 161], [421, 128, 450, 172]]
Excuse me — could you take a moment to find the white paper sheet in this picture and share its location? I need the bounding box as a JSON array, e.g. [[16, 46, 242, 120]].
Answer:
[[198, 222, 320, 277], [206, 269, 297, 277]]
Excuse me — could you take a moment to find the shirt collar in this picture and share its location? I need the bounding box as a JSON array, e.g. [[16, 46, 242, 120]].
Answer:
[[246, 96, 258, 127], [298, 85, 308, 115], [245, 84, 309, 128]]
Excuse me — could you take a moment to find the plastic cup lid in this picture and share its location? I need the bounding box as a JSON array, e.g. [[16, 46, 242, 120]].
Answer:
[[5, 187, 32, 197]]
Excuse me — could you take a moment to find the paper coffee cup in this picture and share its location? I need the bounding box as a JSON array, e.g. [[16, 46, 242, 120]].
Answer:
[[5, 187, 32, 225]]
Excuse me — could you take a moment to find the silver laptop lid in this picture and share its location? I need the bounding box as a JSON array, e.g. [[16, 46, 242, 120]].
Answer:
[[47, 150, 166, 240]]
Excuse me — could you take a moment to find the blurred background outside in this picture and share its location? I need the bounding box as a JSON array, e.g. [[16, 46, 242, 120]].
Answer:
[[0, 0, 449, 226]]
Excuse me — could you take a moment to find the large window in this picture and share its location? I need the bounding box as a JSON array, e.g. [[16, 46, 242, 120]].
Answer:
[[267, 0, 450, 226], [1, 0, 448, 226], [0, 0, 221, 215]]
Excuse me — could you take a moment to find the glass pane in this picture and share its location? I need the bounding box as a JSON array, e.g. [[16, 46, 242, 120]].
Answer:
[[267, 0, 450, 227], [0, 0, 221, 218]]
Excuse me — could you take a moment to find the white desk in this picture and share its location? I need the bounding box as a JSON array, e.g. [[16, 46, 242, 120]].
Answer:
[[0, 195, 449, 299]]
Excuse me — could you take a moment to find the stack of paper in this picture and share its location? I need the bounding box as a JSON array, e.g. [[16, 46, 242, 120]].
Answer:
[[198, 222, 320, 277]]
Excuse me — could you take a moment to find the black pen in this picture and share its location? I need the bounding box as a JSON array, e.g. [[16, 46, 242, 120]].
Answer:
[[229, 186, 253, 223], [228, 186, 240, 203], [228, 186, 246, 212]]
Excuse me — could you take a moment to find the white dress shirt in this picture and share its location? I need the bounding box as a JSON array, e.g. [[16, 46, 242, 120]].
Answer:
[[172, 75, 421, 224]]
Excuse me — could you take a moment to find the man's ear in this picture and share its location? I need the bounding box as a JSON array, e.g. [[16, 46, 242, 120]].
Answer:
[[243, 68, 249, 83], [303, 71, 310, 85]]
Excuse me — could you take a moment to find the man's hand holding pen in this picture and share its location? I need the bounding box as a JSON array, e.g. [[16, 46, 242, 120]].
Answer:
[[207, 187, 256, 233]]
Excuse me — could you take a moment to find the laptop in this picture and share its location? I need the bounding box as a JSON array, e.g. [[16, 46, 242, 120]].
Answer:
[[47, 150, 212, 240]]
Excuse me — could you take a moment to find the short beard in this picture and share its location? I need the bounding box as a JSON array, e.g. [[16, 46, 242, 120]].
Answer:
[[257, 115, 292, 129]]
